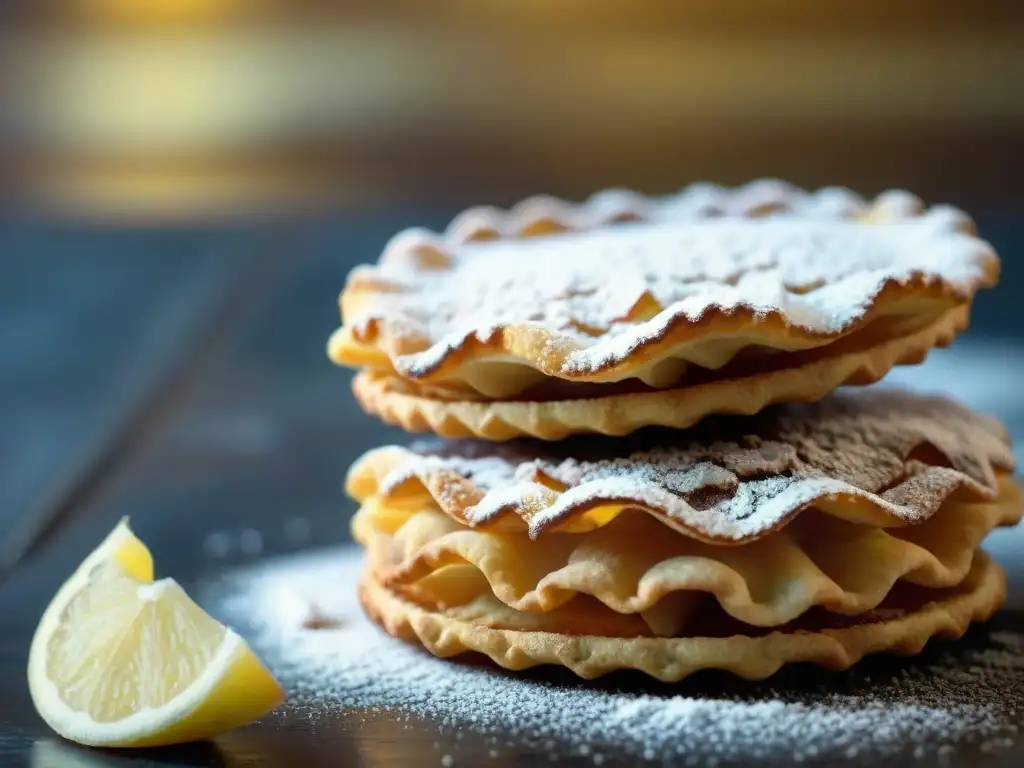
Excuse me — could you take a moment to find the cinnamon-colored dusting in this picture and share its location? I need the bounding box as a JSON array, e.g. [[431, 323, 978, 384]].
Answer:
[[353, 389, 1014, 541]]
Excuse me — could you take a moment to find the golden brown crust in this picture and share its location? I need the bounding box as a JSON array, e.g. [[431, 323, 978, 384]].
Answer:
[[350, 305, 967, 440], [358, 551, 1005, 681], [353, 475, 1021, 633], [331, 182, 998, 404], [348, 385, 1015, 547]]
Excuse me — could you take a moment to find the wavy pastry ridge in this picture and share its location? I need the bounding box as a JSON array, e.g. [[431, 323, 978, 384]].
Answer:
[[332, 181, 998, 398], [346, 390, 1015, 542], [350, 306, 963, 440], [358, 552, 1005, 681], [353, 475, 1020, 633]]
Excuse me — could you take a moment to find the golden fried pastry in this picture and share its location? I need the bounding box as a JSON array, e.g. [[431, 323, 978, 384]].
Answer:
[[346, 390, 1021, 680], [329, 181, 999, 439], [358, 552, 1005, 682]]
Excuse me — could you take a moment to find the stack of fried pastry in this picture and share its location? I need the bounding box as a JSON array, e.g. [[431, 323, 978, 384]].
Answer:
[[329, 180, 1021, 681]]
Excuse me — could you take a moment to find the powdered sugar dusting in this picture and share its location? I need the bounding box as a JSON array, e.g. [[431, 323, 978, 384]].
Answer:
[[344, 184, 996, 378], [204, 545, 1024, 764], [355, 390, 1014, 540]]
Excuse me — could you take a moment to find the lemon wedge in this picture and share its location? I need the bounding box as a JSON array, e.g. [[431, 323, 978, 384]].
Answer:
[[28, 518, 284, 748]]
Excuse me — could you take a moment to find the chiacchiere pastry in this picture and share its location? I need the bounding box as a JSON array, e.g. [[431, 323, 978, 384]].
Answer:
[[347, 391, 1021, 681], [328, 181, 1000, 440]]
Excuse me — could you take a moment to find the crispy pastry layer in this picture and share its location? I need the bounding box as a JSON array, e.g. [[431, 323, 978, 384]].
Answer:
[[350, 306, 965, 439], [347, 390, 1015, 542], [354, 475, 1020, 636], [330, 182, 998, 408], [359, 551, 1005, 681]]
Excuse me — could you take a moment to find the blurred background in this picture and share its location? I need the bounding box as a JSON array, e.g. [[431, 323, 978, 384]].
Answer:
[[1, 0, 1023, 219], [1, 1, 1023, 584]]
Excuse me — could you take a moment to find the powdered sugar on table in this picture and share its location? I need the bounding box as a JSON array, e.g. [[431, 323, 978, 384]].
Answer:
[[203, 545, 1024, 765]]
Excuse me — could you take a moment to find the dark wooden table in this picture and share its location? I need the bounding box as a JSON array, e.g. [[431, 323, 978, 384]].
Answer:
[[2, 213, 1024, 767]]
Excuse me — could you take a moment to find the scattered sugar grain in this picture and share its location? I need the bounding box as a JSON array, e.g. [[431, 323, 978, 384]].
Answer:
[[206, 546, 1024, 764]]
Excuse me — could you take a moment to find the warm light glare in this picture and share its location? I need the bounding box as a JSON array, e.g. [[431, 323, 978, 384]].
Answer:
[[0, 2, 1021, 219], [76, 0, 255, 25]]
